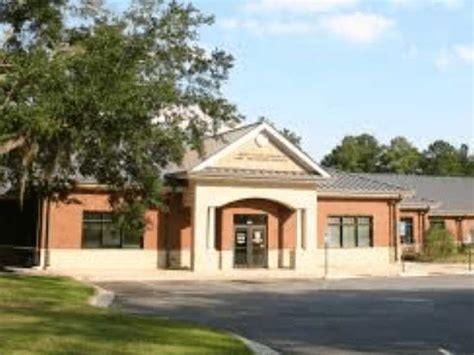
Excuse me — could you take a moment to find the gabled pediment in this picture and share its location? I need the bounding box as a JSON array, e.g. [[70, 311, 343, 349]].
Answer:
[[214, 132, 306, 172], [191, 122, 330, 178]]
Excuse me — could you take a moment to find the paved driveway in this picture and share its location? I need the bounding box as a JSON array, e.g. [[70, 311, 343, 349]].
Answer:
[[97, 276, 474, 354]]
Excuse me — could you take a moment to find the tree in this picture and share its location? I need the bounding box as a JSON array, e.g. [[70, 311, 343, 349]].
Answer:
[[279, 128, 301, 147], [256, 116, 302, 147], [321, 134, 382, 173], [458, 144, 474, 176], [0, 0, 242, 216], [421, 140, 463, 176], [379, 137, 421, 174]]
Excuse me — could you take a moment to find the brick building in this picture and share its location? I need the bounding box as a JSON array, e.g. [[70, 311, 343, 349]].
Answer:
[[1, 122, 473, 276]]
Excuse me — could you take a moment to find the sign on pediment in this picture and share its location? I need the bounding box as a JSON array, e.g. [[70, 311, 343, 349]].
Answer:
[[214, 133, 306, 172]]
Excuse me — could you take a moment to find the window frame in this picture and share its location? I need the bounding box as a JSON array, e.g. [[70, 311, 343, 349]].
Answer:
[[430, 219, 446, 230], [327, 215, 374, 248], [400, 217, 414, 244], [82, 211, 143, 249]]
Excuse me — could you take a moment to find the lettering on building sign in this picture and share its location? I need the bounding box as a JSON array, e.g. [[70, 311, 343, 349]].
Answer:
[[234, 152, 287, 162]]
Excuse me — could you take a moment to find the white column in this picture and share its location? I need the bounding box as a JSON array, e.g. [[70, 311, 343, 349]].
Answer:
[[192, 185, 218, 273], [207, 207, 216, 250], [296, 209, 303, 250], [294, 208, 303, 270]]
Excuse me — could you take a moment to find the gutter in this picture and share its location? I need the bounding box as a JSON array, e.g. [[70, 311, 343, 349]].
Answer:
[[317, 191, 406, 200]]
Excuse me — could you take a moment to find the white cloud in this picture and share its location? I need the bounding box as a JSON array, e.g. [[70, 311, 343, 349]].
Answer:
[[320, 12, 394, 44], [245, 0, 360, 13], [220, 12, 396, 44], [454, 45, 474, 64], [435, 45, 474, 69], [390, 0, 463, 9], [219, 18, 318, 35]]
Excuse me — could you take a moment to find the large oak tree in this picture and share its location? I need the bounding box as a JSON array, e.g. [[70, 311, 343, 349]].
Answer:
[[0, 0, 242, 216]]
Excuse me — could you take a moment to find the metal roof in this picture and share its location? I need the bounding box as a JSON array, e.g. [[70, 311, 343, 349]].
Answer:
[[359, 173, 474, 215], [164, 122, 260, 175], [316, 168, 411, 195]]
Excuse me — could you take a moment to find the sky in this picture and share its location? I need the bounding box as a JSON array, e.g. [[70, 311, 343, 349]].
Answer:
[[110, 0, 473, 160]]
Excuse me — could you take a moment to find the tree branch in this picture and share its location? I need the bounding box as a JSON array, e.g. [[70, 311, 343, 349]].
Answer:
[[0, 134, 26, 155]]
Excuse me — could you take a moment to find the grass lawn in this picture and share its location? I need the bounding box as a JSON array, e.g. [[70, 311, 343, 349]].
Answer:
[[0, 275, 250, 354]]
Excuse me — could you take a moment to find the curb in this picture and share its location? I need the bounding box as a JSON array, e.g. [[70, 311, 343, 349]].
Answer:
[[85, 285, 277, 355], [233, 334, 280, 355], [399, 271, 474, 277], [89, 285, 115, 308]]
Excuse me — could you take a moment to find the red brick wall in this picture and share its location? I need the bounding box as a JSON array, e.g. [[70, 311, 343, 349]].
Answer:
[[46, 192, 159, 250], [317, 197, 394, 248], [165, 193, 192, 250], [462, 218, 474, 242], [399, 212, 474, 246], [217, 199, 295, 251], [399, 210, 426, 246], [428, 216, 474, 243]]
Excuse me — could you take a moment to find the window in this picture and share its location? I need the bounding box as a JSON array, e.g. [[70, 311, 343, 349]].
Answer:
[[327, 216, 373, 248], [430, 219, 446, 230], [234, 214, 267, 226], [400, 217, 414, 244], [82, 212, 142, 249]]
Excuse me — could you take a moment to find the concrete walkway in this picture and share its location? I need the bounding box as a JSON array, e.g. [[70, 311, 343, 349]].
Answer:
[[400, 261, 474, 277], [16, 261, 471, 281]]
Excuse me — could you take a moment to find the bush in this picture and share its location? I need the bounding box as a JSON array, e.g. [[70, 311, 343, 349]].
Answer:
[[422, 227, 456, 260]]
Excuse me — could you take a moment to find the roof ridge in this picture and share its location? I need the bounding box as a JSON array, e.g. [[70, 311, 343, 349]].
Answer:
[[360, 172, 474, 180], [202, 121, 261, 140]]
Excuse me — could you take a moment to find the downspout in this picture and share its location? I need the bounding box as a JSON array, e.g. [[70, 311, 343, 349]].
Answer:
[[393, 199, 400, 261]]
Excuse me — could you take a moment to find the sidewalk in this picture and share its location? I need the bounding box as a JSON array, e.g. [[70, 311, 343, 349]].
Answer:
[[400, 261, 474, 277], [2, 262, 472, 281]]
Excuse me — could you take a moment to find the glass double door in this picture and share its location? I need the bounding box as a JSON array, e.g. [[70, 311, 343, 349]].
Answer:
[[234, 215, 267, 268]]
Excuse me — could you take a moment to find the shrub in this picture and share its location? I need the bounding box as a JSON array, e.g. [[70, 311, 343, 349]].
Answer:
[[423, 227, 456, 260]]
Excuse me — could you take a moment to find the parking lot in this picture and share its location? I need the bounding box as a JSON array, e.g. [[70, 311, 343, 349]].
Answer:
[[97, 276, 474, 354]]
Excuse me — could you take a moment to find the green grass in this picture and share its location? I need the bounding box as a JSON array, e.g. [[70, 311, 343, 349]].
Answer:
[[0, 275, 250, 355]]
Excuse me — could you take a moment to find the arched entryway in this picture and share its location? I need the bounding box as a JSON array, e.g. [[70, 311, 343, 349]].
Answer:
[[216, 199, 296, 269]]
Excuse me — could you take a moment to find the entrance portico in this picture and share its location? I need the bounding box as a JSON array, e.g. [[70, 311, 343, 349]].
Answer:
[[191, 180, 319, 274]]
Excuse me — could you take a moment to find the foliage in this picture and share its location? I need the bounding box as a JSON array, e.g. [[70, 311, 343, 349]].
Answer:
[[321, 134, 382, 173], [280, 128, 301, 147], [421, 140, 464, 176], [0, 275, 250, 354], [422, 226, 456, 260], [379, 136, 421, 174], [257, 116, 302, 147], [0, 0, 242, 225], [322, 134, 473, 176]]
